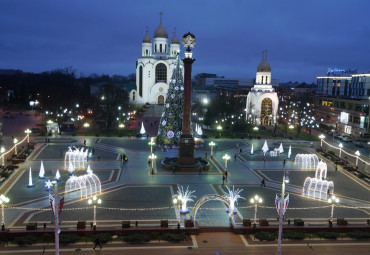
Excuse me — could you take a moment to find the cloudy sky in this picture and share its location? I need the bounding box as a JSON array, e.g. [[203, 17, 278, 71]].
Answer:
[[1, 0, 369, 82]]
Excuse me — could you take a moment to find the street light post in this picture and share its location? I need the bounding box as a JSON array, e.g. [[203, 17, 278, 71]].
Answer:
[[172, 197, 181, 226], [250, 195, 263, 225], [149, 153, 157, 174], [148, 140, 155, 154], [1, 147, 5, 167], [88, 196, 102, 230], [25, 129, 31, 143], [223, 154, 230, 170], [217, 125, 222, 137], [277, 171, 290, 255], [13, 138, 18, 155], [83, 123, 90, 136], [355, 151, 361, 166], [319, 134, 325, 148], [0, 194, 10, 231], [328, 195, 339, 222], [209, 141, 215, 158], [119, 123, 125, 137], [339, 143, 343, 158]]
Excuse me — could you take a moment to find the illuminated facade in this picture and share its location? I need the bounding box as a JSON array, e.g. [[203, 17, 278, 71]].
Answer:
[[129, 13, 181, 105], [246, 51, 279, 125], [315, 72, 370, 136]]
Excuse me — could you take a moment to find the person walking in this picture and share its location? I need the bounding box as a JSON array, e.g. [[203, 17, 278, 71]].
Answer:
[[225, 170, 228, 181], [93, 236, 102, 249], [222, 175, 226, 185], [234, 154, 237, 161], [261, 178, 265, 187], [283, 159, 286, 166], [335, 164, 338, 172]]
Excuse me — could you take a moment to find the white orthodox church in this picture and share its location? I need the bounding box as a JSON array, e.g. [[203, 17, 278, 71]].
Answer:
[[246, 51, 279, 125], [129, 14, 181, 105]]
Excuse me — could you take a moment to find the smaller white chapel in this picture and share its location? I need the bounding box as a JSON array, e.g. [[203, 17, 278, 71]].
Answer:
[[246, 51, 279, 126]]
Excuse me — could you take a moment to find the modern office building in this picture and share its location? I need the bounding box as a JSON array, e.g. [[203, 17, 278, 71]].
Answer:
[[315, 70, 370, 136]]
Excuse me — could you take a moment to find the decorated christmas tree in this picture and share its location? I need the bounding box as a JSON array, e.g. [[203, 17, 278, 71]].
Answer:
[[156, 52, 184, 147]]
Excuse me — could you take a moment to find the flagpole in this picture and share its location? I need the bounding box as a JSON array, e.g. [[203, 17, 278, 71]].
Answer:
[[277, 170, 287, 255], [53, 181, 59, 255]]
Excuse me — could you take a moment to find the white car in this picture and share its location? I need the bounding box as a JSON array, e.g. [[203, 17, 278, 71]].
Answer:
[[341, 136, 351, 142]]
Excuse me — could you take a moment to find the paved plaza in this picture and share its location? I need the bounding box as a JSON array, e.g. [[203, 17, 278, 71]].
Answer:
[[1, 136, 370, 230]]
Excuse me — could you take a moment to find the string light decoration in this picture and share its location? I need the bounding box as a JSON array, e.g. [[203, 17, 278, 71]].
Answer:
[[174, 186, 196, 213], [294, 154, 319, 169], [64, 147, 88, 168], [303, 161, 334, 200], [65, 167, 101, 199], [224, 186, 245, 213]]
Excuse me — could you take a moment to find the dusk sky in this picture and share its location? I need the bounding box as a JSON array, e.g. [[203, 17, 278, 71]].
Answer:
[[1, 0, 369, 83]]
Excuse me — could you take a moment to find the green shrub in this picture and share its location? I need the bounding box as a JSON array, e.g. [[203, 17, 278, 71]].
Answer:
[[0, 171, 10, 178], [124, 233, 151, 243], [97, 233, 113, 244], [39, 233, 54, 244], [283, 230, 305, 240], [254, 231, 276, 241], [13, 235, 38, 246], [358, 173, 366, 179], [328, 151, 336, 156], [59, 234, 79, 245], [317, 231, 339, 240], [161, 232, 187, 242], [347, 231, 370, 240]]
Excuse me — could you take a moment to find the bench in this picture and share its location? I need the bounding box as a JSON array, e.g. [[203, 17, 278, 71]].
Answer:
[[364, 178, 370, 184], [348, 222, 367, 226]]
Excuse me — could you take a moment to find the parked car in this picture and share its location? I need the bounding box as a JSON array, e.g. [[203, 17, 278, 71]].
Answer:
[[341, 136, 351, 142], [353, 141, 365, 147]]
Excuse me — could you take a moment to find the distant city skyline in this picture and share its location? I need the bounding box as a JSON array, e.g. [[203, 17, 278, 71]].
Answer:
[[1, 0, 369, 83]]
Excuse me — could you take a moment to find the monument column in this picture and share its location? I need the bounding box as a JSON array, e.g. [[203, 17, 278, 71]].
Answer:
[[178, 33, 196, 165]]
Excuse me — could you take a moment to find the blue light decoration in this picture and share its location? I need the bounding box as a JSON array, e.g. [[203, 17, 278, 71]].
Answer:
[[327, 68, 345, 74]]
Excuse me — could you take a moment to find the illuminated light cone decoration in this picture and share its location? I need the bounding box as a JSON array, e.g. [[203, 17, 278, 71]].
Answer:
[[251, 144, 254, 155], [27, 167, 34, 187], [279, 143, 284, 153], [288, 145, 292, 159], [140, 122, 146, 135], [197, 125, 203, 136], [87, 165, 92, 175], [262, 140, 269, 155], [156, 52, 184, 147], [39, 160, 45, 179], [56, 170, 61, 181]]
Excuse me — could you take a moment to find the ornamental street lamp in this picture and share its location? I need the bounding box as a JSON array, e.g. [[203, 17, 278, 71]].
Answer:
[[223, 154, 230, 170], [328, 195, 339, 222], [148, 140, 155, 154], [25, 129, 31, 143], [148, 153, 157, 174], [250, 195, 263, 225], [339, 143, 343, 158], [172, 197, 181, 226], [355, 151, 361, 166], [13, 138, 18, 155], [88, 196, 102, 230], [0, 194, 10, 231], [1, 147, 5, 167], [217, 125, 222, 137], [83, 123, 90, 136], [119, 123, 125, 136], [319, 134, 325, 148], [277, 171, 290, 255], [209, 141, 216, 158]]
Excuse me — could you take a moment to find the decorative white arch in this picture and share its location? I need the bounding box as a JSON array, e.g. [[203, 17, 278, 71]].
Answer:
[[294, 154, 319, 169], [192, 194, 230, 221], [65, 173, 101, 199], [302, 161, 334, 200], [64, 146, 88, 168]]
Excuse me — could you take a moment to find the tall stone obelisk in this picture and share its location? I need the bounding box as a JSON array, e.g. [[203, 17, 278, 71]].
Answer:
[[178, 32, 196, 165]]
